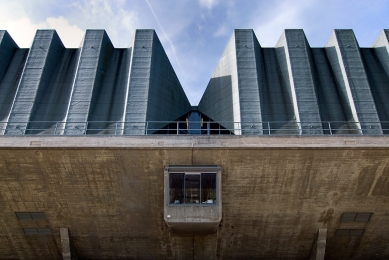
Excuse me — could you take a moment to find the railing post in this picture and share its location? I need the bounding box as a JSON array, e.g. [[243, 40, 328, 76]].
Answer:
[[145, 121, 148, 135], [328, 122, 332, 135], [298, 122, 302, 135], [114, 122, 118, 135], [23, 122, 28, 135], [176, 121, 179, 135], [268, 122, 271, 135], [207, 122, 210, 135], [54, 122, 58, 135], [84, 122, 88, 135]]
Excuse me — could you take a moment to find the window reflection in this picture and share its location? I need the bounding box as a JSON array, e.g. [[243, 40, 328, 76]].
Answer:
[[185, 174, 200, 204], [202, 173, 216, 204], [169, 173, 184, 204], [169, 172, 217, 205]]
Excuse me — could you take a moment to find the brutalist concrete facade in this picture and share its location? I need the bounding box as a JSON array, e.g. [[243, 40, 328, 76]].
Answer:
[[0, 28, 389, 260], [199, 29, 389, 135], [1, 29, 389, 136], [0, 29, 191, 135]]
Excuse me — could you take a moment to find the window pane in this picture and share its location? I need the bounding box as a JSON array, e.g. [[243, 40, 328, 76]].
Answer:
[[185, 174, 200, 204], [201, 173, 216, 204], [169, 173, 184, 204]]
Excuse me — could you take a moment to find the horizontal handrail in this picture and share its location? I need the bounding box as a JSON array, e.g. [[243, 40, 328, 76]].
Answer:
[[0, 121, 387, 136]]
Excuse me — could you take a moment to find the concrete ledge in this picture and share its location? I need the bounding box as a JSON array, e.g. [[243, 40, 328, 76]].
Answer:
[[0, 135, 388, 149]]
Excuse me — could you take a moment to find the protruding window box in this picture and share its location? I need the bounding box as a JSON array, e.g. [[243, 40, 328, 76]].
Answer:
[[164, 165, 222, 234]]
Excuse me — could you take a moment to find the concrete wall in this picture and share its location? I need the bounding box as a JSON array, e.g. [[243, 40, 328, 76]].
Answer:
[[324, 30, 381, 135], [6, 30, 67, 134], [370, 30, 389, 133], [124, 30, 191, 134], [275, 30, 322, 134], [198, 31, 240, 133], [0, 135, 389, 259], [0, 31, 28, 126]]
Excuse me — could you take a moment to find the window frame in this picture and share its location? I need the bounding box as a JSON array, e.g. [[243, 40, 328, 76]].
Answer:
[[166, 166, 220, 206]]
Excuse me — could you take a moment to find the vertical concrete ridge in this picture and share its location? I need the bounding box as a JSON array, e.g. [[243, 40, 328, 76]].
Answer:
[[6, 30, 66, 134], [86, 46, 131, 134], [234, 29, 263, 134], [0, 49, 28, 124], [198, 31, 239, 134], [325, 29, 381, 134], [0, 31, 19, 81], [276, 29, 322, 134], [121, 34, 135, 135], [372, 30, 389, 78], [310, 47, 351, 134], [275, 31, 298, 122], [260, 47, 295, 133], [0, 28, 388, 136], [0, 31, 27, 130], [29, 47, 79, 133], [124, 29, 154, 134], [272, 31, 298, 134], [362, 30, 389, 133], [65, 30, 114, 134], [145, 30, 191, 133]]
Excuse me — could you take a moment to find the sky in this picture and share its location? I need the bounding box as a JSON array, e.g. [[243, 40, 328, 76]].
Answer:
[[1, 0, 388, 105]]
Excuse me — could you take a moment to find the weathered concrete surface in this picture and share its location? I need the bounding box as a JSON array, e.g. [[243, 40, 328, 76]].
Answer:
[[7, 30, 66, 133], [234, 30, 263, 134], [0, 31, 19, 82], [64, 30, 114, 134], [199, 29, 389, 135], [325, 30, 381, 134], [125, 29, 191, 134], [0, 30, 191, 136], [198, 31, 239, 133], [0, 136, 388, 259], [372, 30, 389, 77], [0, 29, 389, 136], [275, 30, 322, 134], [0, 32, 28, 124]]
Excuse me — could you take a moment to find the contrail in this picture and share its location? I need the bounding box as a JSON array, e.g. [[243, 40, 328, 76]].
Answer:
[[144, 0, 183, 72]]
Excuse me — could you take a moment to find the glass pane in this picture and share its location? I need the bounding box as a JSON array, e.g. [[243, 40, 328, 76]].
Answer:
[[185, 174, 200, 204], [169, 173, 184, 204], [201, 173, 216, 204]]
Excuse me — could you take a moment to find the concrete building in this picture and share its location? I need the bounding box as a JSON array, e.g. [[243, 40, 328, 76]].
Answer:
[[0, 28, 388, 259]]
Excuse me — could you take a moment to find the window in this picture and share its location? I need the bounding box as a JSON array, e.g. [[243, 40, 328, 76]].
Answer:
[[15, 212, 47, 221], [169, 172, 217, 205], [340, 212, 372, 222], [335, 229, 364, 236], [23, 228, 52, 235]]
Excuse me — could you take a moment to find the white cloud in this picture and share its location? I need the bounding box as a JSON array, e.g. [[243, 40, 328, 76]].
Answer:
[[214, 25, 228, 37], [46, 17, 84, 47], [70, 0, 138, 47], [199, 0, 219, 10], [253, 0, 313, 47], [1, 16, 84, 48], [2, 17, 46, 47]]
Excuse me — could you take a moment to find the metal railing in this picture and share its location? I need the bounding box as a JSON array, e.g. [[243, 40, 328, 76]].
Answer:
[[0, 121, 388, 136]]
